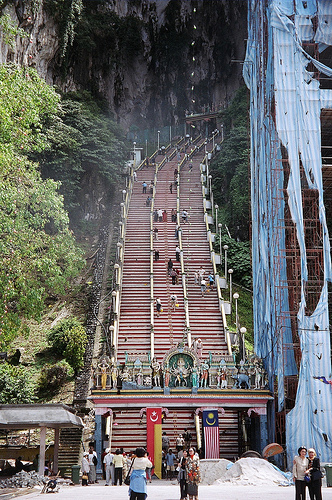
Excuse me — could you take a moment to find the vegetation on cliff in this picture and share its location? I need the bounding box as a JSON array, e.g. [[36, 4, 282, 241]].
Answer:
[[0, 63, 127, 402], [31, 90, 129, 221], [0, 63, 84, 351]]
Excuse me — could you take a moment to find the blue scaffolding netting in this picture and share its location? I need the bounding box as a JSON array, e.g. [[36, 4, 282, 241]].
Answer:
[[244, 0, 332, 465]]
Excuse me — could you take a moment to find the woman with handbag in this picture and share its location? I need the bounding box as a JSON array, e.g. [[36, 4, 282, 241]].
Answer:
[[293, 446, 309, 500], [81, 452, 90, 486], [306, 448, 323, 500], [128, 447, 152, 500], [185, 447, 201, 500]]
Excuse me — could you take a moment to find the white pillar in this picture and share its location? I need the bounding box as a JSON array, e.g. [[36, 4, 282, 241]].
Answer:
[[53, 428, 60, 474], [39, 426, 47, 477]]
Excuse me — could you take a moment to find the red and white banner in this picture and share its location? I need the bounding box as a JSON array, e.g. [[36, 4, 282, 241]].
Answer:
[[146, 408, 162, 477]]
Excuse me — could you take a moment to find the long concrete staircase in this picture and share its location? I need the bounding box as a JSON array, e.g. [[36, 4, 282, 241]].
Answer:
[[179, 149, 228, 355], [117, 140, 227, 361]]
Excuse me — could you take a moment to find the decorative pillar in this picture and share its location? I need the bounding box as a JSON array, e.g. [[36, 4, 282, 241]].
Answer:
[[248, 407, 268, 454], [94, 414, 103, 478]]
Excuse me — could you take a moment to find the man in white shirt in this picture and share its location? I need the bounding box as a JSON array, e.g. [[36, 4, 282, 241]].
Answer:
[[103, 448, 114, 486], [88, 444, 98, 483]]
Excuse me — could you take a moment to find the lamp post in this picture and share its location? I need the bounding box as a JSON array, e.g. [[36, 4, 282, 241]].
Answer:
[[122, 189, 126, 201], [240, 326, 247, 361], [208, 175, 212, 197], [228, 269, 233, 313], [157, 130, 160, 151], [109, 325, 115, 350], [116, 243, 122, 260], [223, 245, 229, 280], [233, 292, 239, 335], [215, 204, 218, 226], [218, 223, 222, 261], [145, 139, 148, 157], [133, 142, 136, 167]]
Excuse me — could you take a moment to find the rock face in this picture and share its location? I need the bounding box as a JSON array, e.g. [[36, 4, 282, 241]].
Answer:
[[0, 0, 247, 130]]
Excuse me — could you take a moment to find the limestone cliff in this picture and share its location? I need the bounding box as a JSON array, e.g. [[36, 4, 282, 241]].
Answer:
[[0, 0, 247, 131]]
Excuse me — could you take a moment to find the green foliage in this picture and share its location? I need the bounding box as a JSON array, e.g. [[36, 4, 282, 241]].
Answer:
[[0, 363, 35, 403], [73, 6, 143, 62], [210, 87, 249, 240], [221, 86, 248, 130], [0, 63, 84, 350], [215, 234, 252, 289], [44, 0, 83, 58], [48, 317, 87, 373], [0, 63, 59, 154], [37, 360, 73, 396], [32, 91, 129, 216], [0, 13, 29, 48]]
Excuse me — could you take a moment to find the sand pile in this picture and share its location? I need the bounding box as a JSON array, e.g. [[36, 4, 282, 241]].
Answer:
[[214, 457, 292, 486], [200, 459, 232, 485]]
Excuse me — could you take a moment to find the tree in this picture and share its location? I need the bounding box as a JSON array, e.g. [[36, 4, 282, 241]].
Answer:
[[48, 317, 87, 374], [0, 364, 35, 404], [0, 63, 84, 349], [31, 91, 129, 219]]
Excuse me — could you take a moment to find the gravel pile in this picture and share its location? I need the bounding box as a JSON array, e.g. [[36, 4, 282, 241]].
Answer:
[[0, 470, 46, 489]]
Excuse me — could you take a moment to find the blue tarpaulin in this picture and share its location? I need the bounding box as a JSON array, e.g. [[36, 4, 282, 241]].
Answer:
[[244, 0, 332, 466]]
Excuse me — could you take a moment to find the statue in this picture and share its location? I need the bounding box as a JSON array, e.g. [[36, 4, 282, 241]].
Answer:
[[172, 356, 189, 387], [120, 366, 130, 383], [137, 371, 144, 386], [151, 357, 161, 387], [220, 366, 228, 389], [98, 359, 109, 390], [111, 365, 118, 389], [191, 364, 199, 388], [200, 361, 209, 388], [196, 338, 203, 358]]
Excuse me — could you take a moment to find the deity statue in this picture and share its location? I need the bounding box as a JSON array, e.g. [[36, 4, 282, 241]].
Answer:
[[151, 357, 161, 387], [98, 359, 109, 390], [111, 364, 118, 389], [120, 366, 130, 382], [191, 364, 199, 388], [137, 371, 144, 386], [220, 366, 228, 389], [200, 361, 209, 388], [171, 356, 189, 387]]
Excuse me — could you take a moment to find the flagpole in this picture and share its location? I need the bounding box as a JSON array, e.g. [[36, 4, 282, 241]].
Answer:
[[195, 413, 201, 452]]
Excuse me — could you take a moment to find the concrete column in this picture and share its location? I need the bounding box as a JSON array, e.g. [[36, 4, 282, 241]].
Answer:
[[259, 414, 268, 453], [94, 415, 103, 477], [53, 428, 60, 473], [39, 426, 47, 477]]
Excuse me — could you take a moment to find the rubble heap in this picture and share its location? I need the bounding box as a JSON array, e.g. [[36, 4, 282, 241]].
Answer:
[[0, 471, 46, 489]]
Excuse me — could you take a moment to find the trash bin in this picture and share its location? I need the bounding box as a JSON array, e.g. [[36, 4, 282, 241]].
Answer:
[[325, 464, 332, 487], [71, 465, 81, 484]]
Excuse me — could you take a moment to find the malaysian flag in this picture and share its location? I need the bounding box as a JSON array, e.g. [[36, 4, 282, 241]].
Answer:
[[203, 409, 219, 459]]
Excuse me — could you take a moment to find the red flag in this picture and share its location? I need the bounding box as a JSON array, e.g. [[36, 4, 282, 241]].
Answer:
[[146, 408, 162, 470]]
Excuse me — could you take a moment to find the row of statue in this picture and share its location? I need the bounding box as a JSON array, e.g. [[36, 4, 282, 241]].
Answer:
[[93, 351, 267, 391]]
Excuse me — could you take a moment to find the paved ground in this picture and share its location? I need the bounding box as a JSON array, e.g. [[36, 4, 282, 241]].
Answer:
[[4, 479, 332, 500]]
